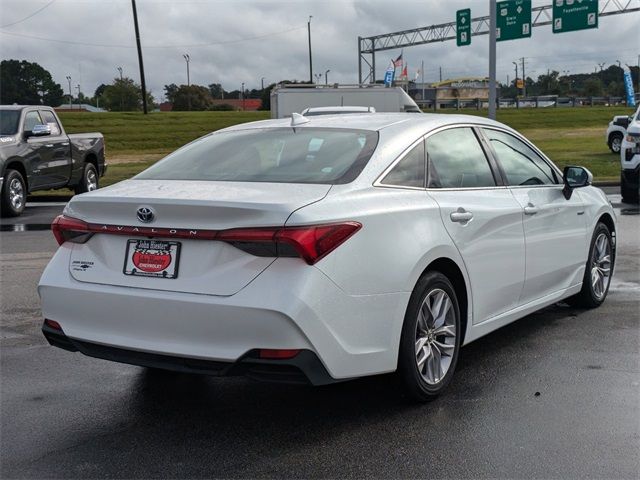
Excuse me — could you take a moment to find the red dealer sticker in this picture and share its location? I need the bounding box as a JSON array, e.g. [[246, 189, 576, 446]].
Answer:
[[124, 239, 180, 279]]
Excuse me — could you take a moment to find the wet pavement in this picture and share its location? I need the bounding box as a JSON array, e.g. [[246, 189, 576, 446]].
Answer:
[[1, 191, 638, 478]]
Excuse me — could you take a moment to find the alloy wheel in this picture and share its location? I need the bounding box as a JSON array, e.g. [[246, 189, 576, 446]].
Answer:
[[415, 288, 457, 385], [590, 233, 611, 300], [86, 169, 98, 191], [9, 178, 24, 210]]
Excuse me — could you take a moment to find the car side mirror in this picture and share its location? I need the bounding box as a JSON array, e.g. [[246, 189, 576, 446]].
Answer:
[[562, 166, 592, 200], [32, 124, 52, 137]]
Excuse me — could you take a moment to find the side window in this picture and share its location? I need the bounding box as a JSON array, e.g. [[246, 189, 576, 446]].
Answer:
[[381, 140, 425, 188], [23, 111, 42, 132], [426, 128, 496, 188], [40, 110, 61, 136], [483, 129, 558, 186]]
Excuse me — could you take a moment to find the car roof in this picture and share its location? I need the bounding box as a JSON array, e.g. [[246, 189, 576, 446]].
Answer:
[[0, 105, 51, 111], [220, 112, 507, 134]]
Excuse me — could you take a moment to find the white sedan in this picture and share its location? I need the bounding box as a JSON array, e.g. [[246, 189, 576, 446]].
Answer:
[[39, 113, 616, 400]]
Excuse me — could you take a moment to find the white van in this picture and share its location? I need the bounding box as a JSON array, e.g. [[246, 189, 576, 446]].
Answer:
[[270, 84, 421, 119]]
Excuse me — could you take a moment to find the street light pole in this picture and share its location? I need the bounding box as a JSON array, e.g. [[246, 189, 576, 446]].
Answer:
[[241, 82, 245, 111], [183, 54, 190, 86], [261, 77, 265, 90], [76, 84, 81, 108], [66, 76, 72, 110], [307, 16, 313, 84], [512, 61, 519, 95], [325, 69, 330, 85]]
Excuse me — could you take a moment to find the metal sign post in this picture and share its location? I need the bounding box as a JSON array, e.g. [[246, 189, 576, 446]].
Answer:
[[489, 0, 497, 120]]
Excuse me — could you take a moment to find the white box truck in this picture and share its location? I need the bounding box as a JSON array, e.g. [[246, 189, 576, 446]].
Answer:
[[270, 84, 422, 119]]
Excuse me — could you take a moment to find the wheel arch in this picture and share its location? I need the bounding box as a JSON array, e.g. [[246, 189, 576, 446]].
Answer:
[[3, 158, 29, 191], [420, 257, 470, 346], [84, 153, 98, 171]]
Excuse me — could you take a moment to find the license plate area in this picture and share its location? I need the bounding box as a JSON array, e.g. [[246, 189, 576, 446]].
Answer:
[[123, 239, 181, 279]]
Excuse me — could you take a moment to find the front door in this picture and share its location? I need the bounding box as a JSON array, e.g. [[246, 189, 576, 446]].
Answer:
[[480, 127, 587, 304]]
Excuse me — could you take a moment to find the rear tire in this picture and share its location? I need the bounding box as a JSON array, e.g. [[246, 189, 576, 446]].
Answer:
[[74, 162, 98, 195], [398, 271, 461, 402], [608, 132, 623, 154], [1, 169, 26, 217], [566, 222, 613, 308]]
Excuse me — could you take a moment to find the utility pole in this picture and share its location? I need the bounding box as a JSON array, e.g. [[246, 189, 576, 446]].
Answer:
[[66, 76, 72, 109], [76, 84, 81, 107], [183, 53, 191, 111], [488, 0, 497, 120], [117, 66, 124, 111], [117, 66, 123, 80], [598, 62, 605, 72], [261, 77, 265, 90], [131, 0, 148, 114], [521, 57, 526, 97], [307, 16, 313, 84], [439, 66, 442, 82], [512, 61, 519, 94], [241, 82, 245, 111], [325, 69, 330, 85]]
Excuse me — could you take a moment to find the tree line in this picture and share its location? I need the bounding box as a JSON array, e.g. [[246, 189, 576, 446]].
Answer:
[[1, 59, 638, 111]]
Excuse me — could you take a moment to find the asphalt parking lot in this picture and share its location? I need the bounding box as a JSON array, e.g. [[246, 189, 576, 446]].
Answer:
[[1, 190, 638, 479]]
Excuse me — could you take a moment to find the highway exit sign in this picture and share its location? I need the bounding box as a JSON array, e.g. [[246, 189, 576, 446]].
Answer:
[[553, 0, 598, 34], [456, 9, 471, 46], [496, 0, 532, 42]]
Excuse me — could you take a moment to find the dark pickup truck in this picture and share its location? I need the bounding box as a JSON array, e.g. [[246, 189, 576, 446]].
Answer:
[[0, 105, 106, 217]]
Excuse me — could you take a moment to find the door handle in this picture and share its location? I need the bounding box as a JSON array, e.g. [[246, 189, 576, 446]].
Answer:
[[61, 142, 69, 146], [524, 203, 539, 215], [450, 208, 473, 223], [44, 144, 54, 148]]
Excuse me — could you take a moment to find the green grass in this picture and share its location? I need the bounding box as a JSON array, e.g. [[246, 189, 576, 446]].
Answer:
[[50, 107, 630, 190]]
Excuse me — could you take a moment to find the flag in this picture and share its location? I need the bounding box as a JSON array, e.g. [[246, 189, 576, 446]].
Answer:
[[414, 69, 421, 81], [400, 65, 408, 79], [622, 64, 636, 107], [392, 53, 403, 68]]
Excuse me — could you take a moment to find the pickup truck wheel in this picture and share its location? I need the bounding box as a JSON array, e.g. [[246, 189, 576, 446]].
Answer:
[[74, 163, 98, 194], [608, 132, 623, 154], [1, 169, 26, 217]]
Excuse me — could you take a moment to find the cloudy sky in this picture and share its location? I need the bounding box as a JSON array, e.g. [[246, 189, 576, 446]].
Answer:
[[0, 0, 638, 101]]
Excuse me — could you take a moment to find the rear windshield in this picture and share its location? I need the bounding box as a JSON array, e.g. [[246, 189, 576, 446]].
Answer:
[[136, 127, 379, 184], [0, 110, 21, 136]]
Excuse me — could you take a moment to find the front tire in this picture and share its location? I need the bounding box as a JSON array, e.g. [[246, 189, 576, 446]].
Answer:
[[1, 169, 27, 217], [567, 222, 613, 308], [608, 132, 623, 154], [398, 271, 461, 402], [74, 162, 99, 195]]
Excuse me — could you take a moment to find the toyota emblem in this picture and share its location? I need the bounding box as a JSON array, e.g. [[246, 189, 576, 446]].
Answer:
[[136, 207, 155, 223]]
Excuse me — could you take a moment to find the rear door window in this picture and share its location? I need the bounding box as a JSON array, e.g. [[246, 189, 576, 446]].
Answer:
[[426, 128, 496, 188]]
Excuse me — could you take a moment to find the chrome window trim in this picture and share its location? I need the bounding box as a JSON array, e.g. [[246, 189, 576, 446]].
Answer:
[[374, 122, 563, 192]]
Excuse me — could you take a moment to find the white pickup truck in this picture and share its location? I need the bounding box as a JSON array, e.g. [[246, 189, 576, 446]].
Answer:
[[620, 107, 640, 204], [606, 114, 632, 154]]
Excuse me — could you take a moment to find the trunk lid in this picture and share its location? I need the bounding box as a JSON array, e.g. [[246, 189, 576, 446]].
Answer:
[[66, 180, 330, 296]]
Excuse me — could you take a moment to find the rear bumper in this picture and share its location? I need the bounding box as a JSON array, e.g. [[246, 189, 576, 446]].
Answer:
[[38, 247, 408, 381], [42, 323, 334, 385]]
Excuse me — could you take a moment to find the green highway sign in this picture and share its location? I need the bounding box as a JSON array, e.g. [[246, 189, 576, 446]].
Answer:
[[496, 0, 532, 42], [553, 0, 598, 34], [456, 8, 472, 46]]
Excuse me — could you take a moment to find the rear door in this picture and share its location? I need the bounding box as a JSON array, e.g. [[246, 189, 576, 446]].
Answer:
[[480, 127, 587, 304], [425, 126, 526, 324], [39, 109, 72, 185]]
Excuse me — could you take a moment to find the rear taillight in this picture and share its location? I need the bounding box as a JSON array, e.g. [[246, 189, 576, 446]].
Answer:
[[51, 215, 361, 264], [51, 215, 93, 246], [258, 349, 301, 359], [218, 222, 361, 265]]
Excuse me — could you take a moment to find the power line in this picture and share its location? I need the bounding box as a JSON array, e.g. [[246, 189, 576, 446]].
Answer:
[[0, 0, 57, 28], [0, 24, 306, 49]]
